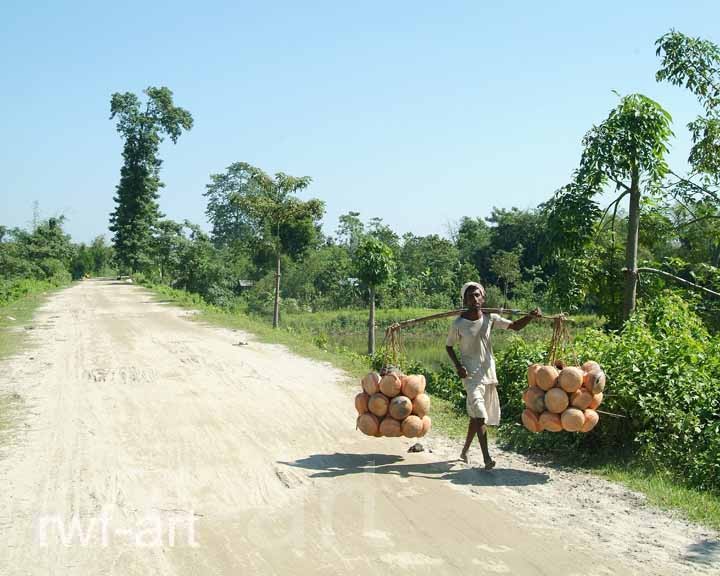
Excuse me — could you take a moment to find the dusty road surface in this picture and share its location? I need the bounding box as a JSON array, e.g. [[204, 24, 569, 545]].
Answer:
[[0, 280, 717, 575]]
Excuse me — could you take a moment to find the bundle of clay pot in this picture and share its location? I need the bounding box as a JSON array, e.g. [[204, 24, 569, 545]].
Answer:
[[355, 369, 432, 438], [521, 361, 606, 433]]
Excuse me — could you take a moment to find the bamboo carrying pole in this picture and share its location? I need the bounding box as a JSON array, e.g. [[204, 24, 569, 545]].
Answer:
[[382, 307, 571, 366], [384, 307, 570, 336], [383, 308, 632, 422]]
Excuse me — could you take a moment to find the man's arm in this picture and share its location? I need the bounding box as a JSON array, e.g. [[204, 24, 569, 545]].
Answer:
[[446, 346, 468, 378], [509, 307, 542, 331]]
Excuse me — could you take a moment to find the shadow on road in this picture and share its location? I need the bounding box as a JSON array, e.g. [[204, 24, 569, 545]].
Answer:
[[682, 537, 720, 567], [279, 452, 549, 487]]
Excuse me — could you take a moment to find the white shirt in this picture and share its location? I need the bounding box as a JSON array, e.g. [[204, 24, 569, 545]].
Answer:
[[446, 313, 512, 384]]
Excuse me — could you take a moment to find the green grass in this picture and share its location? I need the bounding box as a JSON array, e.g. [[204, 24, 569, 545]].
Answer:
[[268, 307, 602, 370], [143, 283, 720, 530], [597, 464, 720, 531], [428, 396, 468, 439], [0, 285, 61, 360]]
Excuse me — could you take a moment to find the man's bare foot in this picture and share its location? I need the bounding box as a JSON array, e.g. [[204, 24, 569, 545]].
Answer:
[[484, 459, 496, 470], [459, 451, 468, 463]]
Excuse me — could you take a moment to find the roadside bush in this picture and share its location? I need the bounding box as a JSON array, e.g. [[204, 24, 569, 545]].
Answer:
[[246, 273, 276, 316], [495, 292, 720, 493], [0, 277, 68, 307]]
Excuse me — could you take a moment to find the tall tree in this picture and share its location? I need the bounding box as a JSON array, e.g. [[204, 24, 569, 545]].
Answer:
[[547, 94, 673, 320], [109, 87, 193, 273], [355, 237, 395, 355], [227, 163, 324, 328]]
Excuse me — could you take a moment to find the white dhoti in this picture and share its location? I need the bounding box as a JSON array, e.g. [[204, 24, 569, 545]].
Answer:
[[464, 378, 500, 425], [447, 311, 512, 427]]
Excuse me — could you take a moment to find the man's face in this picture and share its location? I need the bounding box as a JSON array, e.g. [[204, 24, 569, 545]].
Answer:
[[465, 287, 485, 309]]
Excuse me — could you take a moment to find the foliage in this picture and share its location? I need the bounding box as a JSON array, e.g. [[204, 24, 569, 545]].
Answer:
[[577, 93, 673, 191], [70, 236, 115, 279], [354, 237, 395, 289], [0, 217, 75, 307], [544, 94, 674, 320], [0, 277, 68, 307], [108, 86, 193, 273], [495, 293, 720, 493], [453, 216, 491, 272], [485, 208, 547, 279], [489, 247, 522, 304], [398, 234, 459, 307], [215, 162, 324, 326], [203, 164, 254, 248], [355, 236, 395, 353], [226, 163, 323, 258], [281, 244, 360, 310], [335, 211, 366, 254], [0, 217, 74, 287], [656, 30, 720, 178]]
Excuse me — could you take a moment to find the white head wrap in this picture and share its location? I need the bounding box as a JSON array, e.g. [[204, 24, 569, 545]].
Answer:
[[460, 281, 484, 303]]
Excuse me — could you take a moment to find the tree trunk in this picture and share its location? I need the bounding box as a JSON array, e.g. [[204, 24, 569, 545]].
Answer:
[[367, 285, 376, 356], [623, 166, 641, 321], [273, 253, 281, 328]]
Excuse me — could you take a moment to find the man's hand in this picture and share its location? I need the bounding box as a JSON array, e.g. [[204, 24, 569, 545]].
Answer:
[[509, 307, 542, 331], [456, 365, 468, 379]]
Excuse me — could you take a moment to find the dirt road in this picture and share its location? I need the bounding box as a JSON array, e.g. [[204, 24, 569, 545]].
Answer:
[[0, 280, 716, 575]]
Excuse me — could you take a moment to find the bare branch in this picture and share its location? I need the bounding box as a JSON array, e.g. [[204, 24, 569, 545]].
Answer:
[[611, 191, 622, 258], [674, 214, 720, 229], [597, 189, 630, 229], [669, 170, 720, 202], [671, 192, 699, 219], [608, 176, 631, 193], [634, 267, 720, 298]]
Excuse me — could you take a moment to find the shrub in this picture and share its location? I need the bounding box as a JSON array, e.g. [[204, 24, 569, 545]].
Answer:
[[495, 293, 720, 492]]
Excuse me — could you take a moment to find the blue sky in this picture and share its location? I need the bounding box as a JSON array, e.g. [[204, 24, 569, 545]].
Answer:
[[1, 1, 719, 243]]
